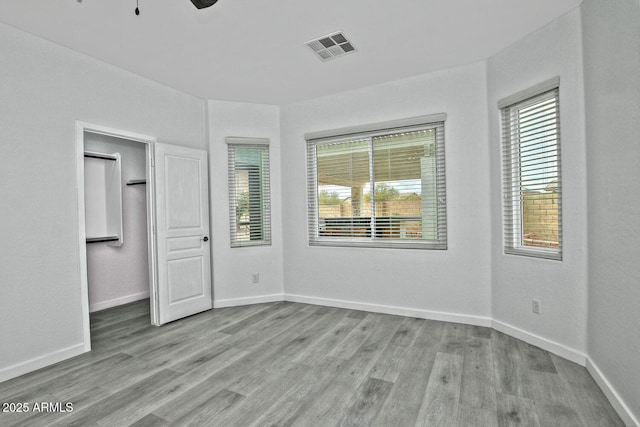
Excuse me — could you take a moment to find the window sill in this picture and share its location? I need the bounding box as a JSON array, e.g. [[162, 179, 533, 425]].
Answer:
[[504, 247, 562, 261], [310, 238, 446, 250]]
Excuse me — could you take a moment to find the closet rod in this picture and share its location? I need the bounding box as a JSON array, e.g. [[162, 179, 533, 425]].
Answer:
[[84, 152, 117, 161], [86, 236, 120, 243]]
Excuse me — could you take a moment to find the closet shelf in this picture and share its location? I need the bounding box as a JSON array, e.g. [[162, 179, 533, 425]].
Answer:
[[126, 179, 146, 186], [86, 236, 120, 243], [84, 151, 117, 161], [84, 150, 123, 246]]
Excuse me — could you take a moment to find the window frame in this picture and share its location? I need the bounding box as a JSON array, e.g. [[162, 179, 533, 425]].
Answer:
[[306, 114, 447, 250], [227, 137, 272, 248], [499, 78, 563, 261]]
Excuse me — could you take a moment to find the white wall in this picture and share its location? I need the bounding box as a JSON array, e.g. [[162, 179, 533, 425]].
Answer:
[[486, 9, 588, 358], [84, 133, 150, 312], [0, 22, 206, 381], [582, 0, 640, 424], [207, 100, 284, 306], [280, 62, 492, 322]]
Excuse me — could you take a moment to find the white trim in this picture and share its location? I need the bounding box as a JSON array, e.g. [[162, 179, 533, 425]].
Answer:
[[89, 291, 151, 313], [146, 143, 159, 326], [304, 113, 447, 141], [0, 344, 85, 383], [225, 137, 270, 146], [497, 76, 560, 108], [77, 121, 160, 144], [213, 294, 285, 308], [586, 358, 640, 427], [492, 319, 586, 365], [76, 121, 158, 351], [76, 123, 91, 352], [284, 294, 492, 327]]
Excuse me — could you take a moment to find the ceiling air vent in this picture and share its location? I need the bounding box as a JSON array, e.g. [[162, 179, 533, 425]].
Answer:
[[306, 31, 356, 62]]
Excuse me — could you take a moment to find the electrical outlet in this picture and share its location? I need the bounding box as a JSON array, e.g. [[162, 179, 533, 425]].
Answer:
[[532, 298, 541, 314], [252, 273, 260, 284]]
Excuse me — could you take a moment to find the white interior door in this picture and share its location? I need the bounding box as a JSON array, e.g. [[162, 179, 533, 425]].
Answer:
[[153, 142, 212, 325]]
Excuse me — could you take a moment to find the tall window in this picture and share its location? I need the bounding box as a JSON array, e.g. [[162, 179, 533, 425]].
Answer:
[[227, 138, 271, 247], [306, 115, 447, 249], [500, 78, 562, 260]]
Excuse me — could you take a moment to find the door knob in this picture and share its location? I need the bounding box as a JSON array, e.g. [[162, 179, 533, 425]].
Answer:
[[202, 236, 209, 242]]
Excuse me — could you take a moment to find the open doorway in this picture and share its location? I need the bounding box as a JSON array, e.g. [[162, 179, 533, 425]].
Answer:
[[85, 133, 149, 311], [76, 122, 158, 351]]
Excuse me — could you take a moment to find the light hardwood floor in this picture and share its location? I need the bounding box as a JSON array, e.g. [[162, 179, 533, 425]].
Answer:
[[0, 300, 624, 426]]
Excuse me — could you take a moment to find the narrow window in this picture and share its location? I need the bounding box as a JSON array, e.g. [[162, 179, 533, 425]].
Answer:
[[227, 138, 271, 247], [306, 115, 447, 250], [500, 79, 562, 260]]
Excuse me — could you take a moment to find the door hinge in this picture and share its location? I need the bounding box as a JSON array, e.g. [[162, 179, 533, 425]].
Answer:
[[153, 225, 157, 235]]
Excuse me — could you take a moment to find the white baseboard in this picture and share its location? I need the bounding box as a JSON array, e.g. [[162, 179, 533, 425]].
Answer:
[[0, 343, 85, 384], [89, 291, 150, 313], [214, 293, 285, 308], [284, 293, 492, 327], [586, 358, 639, 427], [492, 319, 586, 365]]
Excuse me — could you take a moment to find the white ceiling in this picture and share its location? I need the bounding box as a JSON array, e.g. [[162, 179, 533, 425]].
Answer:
[[0, 0, 582, 105]]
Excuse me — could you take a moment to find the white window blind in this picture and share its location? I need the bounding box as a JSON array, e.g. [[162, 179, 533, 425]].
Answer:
[[306, 116, 447, 249], [500, 82, 562, 260], [227, 138, 271, 248]]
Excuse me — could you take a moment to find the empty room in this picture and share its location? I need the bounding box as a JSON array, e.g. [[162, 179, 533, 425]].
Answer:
[[0, 0, 638, 426]]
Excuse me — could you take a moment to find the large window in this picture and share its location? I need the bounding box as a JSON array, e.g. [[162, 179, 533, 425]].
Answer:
[[306, 115, 447, 249], [500, 78, 562, 260], [227, 138, 271, 247]]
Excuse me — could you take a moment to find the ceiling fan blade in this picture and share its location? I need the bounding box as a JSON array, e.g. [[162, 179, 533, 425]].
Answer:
[[190, 0, 219, 9]]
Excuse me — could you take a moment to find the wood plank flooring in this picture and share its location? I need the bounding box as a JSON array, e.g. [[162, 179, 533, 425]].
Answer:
[[0, 300, 625, 426]]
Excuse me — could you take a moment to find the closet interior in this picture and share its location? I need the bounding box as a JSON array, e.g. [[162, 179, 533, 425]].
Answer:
[[83, 132, 150, 313]]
